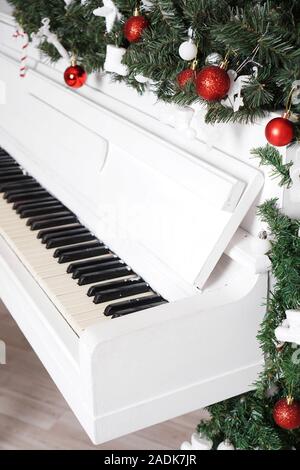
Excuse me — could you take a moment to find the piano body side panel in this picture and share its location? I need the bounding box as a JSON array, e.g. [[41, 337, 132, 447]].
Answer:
[[79, 269, 267, 444], [0, 235, 97, 442]]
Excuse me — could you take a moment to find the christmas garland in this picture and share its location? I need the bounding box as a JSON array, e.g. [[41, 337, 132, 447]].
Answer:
[[8, 0, 300, 137], [7, 0, 300, 450], [198, 193, 300, 450], [183, 146, 300, 451]]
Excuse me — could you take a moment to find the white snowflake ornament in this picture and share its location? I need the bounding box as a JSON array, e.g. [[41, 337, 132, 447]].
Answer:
[[93, 0, 122, 33], [222, 67, 258, 113]]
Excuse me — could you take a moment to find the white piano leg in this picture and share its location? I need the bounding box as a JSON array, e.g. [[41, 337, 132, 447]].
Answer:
[[79, 271, 267, 445]]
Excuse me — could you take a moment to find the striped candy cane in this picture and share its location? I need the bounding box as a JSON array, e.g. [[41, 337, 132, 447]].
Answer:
[[13, 29, 29, 78]]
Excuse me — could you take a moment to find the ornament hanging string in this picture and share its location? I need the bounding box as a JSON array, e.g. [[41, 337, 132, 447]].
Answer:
[[284, 86, 296, 118], [235, 26, 270, 75], [13, 29, 29, 78]]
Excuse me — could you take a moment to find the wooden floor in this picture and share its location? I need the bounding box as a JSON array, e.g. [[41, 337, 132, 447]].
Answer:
[[0, 300, 205, 450]]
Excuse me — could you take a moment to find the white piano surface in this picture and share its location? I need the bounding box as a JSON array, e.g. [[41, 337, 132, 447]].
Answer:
[[0, 1, 287, 445]]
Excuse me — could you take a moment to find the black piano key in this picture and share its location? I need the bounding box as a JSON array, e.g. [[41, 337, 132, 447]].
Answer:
[[87, 277, 142, 297], [0, 180, 39, 193], [0, 150, 9, 157], [0, 158, 20, 164], [0, 162, 20, 169], [5, 186, 47, 199], [0, 167, 22, 174], [54, 240, 104, 258], [15, 199, 60, 214], [43, 226, 89, 239], [28, 213, 77, 230], [43, 227, 91, 242], [67, 254, 118, 273], [38, 224, 84, 240], [0, 153, 13, 158], [6, 190, 49, 203], [72, 259, 124, 279], [0, 179, 35, 192], [54, 240, 102, 257], [46, 233, 96, 249], [40, 225, 91, 243], [94, 282, 151, 304], [5, 185, 43, 197], [78, 266, 134, 286], [0, 167, 21, 174], [0, 168, 23, 177], [58, 246, 110, 264], [13, 196, 55, 210], [0, 177, 35, 192], [104, 295, 167, 318], [1, 166, 22, 173], [0, 174, 31, 184], [111, 302, 166, 319], [36, 223, 82, 239], [20, 204, 65, 218]]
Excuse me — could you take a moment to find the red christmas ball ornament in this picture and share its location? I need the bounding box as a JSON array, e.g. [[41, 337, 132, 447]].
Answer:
[[196, 65, 230, 102], [177, 61, 197, 89], [265, 115, 294, 147], [64, 64, 87, 89], [124, 9, 149, 43], [273, 398, 300, 430]]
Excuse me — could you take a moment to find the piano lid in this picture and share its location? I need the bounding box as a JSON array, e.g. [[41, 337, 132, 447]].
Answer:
[[0, 59, 264, 300]]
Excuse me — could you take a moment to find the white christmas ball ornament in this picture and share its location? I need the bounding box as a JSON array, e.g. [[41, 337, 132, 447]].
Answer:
[[256, 231, 272, 255], [180, 441, 193, 451], [179, 40, 197, 61], [205, 52, 223, 66], [217, 440, 235, 451], [180, 432, 213, 451], [191, 433, 213, 450]]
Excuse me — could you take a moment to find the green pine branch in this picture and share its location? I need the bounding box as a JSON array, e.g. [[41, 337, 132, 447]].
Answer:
[[251, 145, 293, 188], [7, 0, 300, 127]]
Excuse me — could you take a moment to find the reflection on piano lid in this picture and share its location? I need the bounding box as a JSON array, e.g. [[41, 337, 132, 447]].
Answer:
[[0, 149, 167, 335]]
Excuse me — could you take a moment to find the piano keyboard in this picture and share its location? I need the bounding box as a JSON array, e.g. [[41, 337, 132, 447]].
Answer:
[[0, 148, 167, 335]]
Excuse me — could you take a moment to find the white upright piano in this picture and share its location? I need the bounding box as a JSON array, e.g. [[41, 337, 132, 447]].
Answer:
[[0, 1, 291, 445]]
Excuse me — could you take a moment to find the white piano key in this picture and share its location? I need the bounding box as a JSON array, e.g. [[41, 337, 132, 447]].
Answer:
[[57, 290, 153, 316]]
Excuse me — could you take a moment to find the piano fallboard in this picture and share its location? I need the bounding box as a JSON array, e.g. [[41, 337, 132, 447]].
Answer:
[[0, 149, 169, 335]]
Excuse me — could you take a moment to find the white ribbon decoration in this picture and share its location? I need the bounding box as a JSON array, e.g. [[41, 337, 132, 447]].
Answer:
[[31, 18, 69, 60]]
